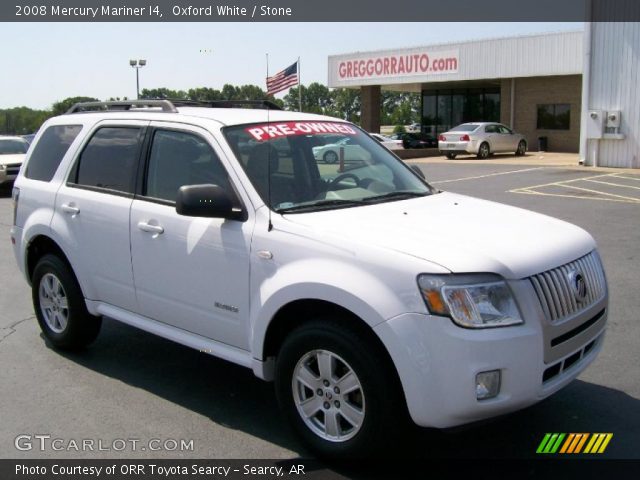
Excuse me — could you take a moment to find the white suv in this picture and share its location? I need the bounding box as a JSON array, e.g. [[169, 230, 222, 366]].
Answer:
[[10, 100, 608, 457]]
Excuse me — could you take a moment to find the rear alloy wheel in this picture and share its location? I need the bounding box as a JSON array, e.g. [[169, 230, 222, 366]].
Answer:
[[477, 142, 490, 159], [32, 254, 102, 349], [445, 153, 457, 160], [516, 140, 527, 156], [275, 319, 405, 458], [323, 151, 339, 164]]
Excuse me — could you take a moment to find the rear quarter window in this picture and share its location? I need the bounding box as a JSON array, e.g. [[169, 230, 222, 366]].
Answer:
[[25, 125, 83, 182]]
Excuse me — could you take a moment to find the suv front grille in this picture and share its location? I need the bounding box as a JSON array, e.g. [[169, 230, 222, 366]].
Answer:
[[6, 165, 21, 175], [529, 251, 606, 323]]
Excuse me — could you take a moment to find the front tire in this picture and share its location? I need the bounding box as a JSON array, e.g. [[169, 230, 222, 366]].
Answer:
[[477, 142, 490, 159], [32, 254, 102, 349], [275, 319, 405, 458], [515, 140, 527, 156]]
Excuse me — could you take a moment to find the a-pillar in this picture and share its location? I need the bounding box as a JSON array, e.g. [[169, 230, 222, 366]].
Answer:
[[360, 86, 381, 133]]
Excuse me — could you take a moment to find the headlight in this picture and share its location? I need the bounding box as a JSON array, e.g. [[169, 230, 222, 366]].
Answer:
[[418, 274, 523, 328]]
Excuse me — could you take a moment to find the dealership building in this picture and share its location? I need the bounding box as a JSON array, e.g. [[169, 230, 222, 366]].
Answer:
[[328, 24, 639, 169]]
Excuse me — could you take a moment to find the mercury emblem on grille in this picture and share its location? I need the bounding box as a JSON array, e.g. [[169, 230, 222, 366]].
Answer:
[[568, 269, 588, 302]]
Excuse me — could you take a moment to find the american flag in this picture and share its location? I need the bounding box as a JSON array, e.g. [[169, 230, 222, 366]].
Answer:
[[266, 61, 298, 96]]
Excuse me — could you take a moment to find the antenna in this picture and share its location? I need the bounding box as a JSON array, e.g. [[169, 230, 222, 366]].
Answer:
[[266, 53, 273, 232]]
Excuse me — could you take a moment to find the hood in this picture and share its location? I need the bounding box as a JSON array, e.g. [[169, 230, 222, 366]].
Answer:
[[0, 154, 25, 166], [284, 192, 595, 279]]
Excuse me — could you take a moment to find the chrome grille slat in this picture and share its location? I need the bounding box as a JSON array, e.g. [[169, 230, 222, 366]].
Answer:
[[528, 251, 605, 323]]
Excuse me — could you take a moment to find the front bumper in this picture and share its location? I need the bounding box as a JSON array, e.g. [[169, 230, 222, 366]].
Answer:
[[0, 164, 21, 184], [374, 287, 607, 428]]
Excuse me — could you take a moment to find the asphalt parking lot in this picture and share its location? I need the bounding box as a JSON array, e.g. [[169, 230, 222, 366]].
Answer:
[[1, 155, 639, 466]]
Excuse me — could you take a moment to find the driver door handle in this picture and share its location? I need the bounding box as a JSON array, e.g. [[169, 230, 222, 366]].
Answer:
[[137, 221, 164, 235]]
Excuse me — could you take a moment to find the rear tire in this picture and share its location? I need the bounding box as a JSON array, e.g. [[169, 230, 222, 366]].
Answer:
[[32, 254, 102, 350], [323, 151, 338, 164], [275, 318, 406, 458], [477, 142, 490, 159], [445, 153, 457, 160]]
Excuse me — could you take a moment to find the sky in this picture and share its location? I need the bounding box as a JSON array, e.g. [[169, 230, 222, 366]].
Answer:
[[0, 22, 582, 109]]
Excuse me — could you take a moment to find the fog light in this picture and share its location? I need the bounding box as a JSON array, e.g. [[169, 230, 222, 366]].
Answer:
[[476, 370, 501, 400]]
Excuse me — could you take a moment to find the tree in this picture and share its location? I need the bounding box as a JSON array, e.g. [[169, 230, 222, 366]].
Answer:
[[330, 88, 361, 123], [51, 96, 100, 116]]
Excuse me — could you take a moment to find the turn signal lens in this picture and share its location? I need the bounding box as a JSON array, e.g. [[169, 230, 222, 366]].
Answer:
[[460, 134, 470, 141]]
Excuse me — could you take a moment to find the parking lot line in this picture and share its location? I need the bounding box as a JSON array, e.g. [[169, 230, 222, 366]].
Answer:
[[584, 179, 640, 190], [430, 166, 548, 184], [513, 189, 640, 204], [510, 172, 640, 204]]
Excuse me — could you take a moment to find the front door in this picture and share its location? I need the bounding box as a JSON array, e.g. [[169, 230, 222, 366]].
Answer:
[[129, 123, 253, 349]]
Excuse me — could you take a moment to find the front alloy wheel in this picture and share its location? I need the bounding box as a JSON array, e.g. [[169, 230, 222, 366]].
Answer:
[[292, 349, 365, 442]]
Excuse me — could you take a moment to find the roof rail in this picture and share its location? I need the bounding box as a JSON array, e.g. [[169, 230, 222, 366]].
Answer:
[[64, 98, 283, 115], [204, 100, 282, 110], [65, 100, 178, 114]]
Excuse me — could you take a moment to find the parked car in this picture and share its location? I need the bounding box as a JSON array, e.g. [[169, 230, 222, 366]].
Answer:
[[439, 122, 527, 159], [312, 136, 370, 163], [0, 136, 29, 184], [11, 100, 607, 458], [370, 133, 403, 150], [401, 132, 437, 149], [22, 133, 37, 145]]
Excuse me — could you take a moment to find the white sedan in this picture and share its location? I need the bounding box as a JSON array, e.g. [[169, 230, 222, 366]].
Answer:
[[438, 122, 527, 159], [312, 137, 372, 164], [370, 133, 404, 151], [0, 136, 28, 184]]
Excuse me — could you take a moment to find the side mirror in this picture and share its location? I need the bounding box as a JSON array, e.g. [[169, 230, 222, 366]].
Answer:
[[176, 184, 243, 220], [410, 164, 426, 179]]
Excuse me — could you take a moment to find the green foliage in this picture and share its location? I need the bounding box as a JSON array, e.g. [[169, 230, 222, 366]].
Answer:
[[0, 107, 51, 135], [393, 124, 407, 134], [0, 83, 418, 135]]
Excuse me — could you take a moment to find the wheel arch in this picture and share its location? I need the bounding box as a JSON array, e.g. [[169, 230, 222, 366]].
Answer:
[[261, 299, 406, 400], [26, 235, 75, 287]]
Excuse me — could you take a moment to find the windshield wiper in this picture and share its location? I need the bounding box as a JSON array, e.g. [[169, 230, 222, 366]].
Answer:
[[361, 191, 429, 204], [276, 199, 363, 213]]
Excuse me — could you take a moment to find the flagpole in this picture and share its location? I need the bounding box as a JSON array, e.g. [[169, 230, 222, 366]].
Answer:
[[298, 57, 302, 112]]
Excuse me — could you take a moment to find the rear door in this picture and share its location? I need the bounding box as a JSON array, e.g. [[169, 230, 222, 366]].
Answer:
[[498, 125, 519, 151], [53, 121, 146, 311], [129, 122, 253, 349]]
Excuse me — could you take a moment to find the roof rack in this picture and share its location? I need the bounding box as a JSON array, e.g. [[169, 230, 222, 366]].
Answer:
[[66, 100, 178, 114], [65, 98, 282, 115], [204, 100, 282, 110]]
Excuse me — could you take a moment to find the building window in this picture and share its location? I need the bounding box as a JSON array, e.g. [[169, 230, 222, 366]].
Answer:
[[537, 104, 571, 130], [422, 87, 500, 135]]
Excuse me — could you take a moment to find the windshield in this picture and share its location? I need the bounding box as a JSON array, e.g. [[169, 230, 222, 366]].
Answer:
[[0, 138, 28, 154], [224, 121, 433, 213], [450, 124, 480, 132]]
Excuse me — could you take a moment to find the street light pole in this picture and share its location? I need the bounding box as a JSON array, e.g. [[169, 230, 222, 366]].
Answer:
[[129, 59, 147, 99]]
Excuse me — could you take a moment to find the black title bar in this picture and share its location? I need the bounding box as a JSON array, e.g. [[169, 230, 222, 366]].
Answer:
[[3, 0, 640, 22]]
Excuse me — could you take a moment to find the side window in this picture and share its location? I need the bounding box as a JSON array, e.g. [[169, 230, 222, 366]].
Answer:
[[25, 125, 82, 182], [485, 125, 498, 133], [145, 130, 231, 203], [499, 126, 512, 134], [74, 127, 141, 194]]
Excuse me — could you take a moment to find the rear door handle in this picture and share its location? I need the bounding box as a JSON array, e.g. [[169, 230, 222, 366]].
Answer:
[[137, 221, 164, 235], [61, 203, 80, 216]]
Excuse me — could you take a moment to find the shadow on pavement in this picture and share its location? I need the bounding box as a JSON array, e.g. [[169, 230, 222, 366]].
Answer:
[[48, 318, 640, 462]]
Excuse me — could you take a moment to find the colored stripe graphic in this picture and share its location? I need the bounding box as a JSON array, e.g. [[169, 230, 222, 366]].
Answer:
[[537, 433, 565, 453], [538, 433, 613, 454]]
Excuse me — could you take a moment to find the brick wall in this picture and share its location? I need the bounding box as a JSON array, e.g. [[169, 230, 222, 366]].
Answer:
[[500, 75, 582, 152]]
